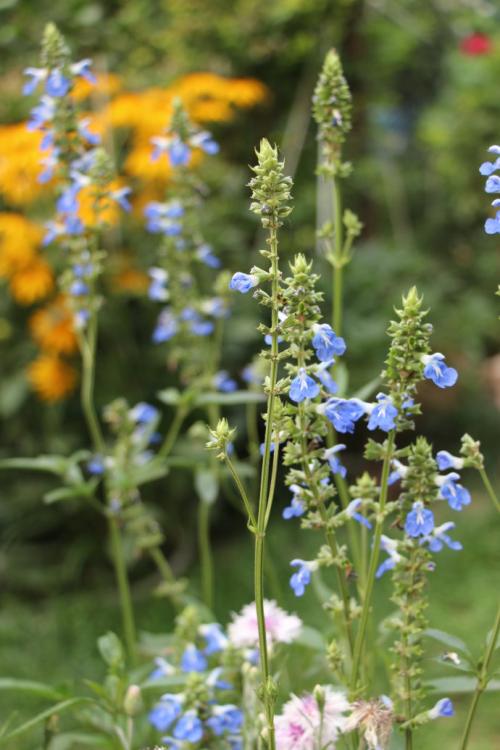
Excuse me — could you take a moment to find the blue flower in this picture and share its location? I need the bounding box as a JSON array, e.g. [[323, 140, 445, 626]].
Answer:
[[45, 69, 71, 97], [376, 535, 402, 578], [436, 450, 464, 471], [199, 623, 228, 655], [485, 215, 500, 234], [192, 130, 219, 155], [479, 158, 500, 176], [190, 318, 214, 336], [71, 58, 96, 83], [367, 393, 398, 432], [289, 558, 317, 596], [77, 118, 101, 145], [149, 657, 175, 680], [144, 201, 183, 235], [320, 397, 366, 434], [168, 137, 191, 167], [439, 479, 471, 511], [485, 175, 500, 193], [180, 644, 207, 673], [405, 501, 435, 538], [148, 267, 169, 302], [173, 710, 204, 742], [422, 353, 458, 389], [111, 187, 132, 212], [421, 522, 462, 553], [346, 498, 372, 529], [87, 455, 105, 475], [315, 360, 338, 393], [206, 705, 243, 736], [149, 694, 182, 731], [57, 185, 80, 214], [153, 309, 178, 343], [324, 444, 347, 478], [282, 485, 305, 519], [130, 402, 159, 424], [213, 371, 237, 392], [22, 67, 47, 96], [197, 243, 221, 268], [70, 280, 89, 297], [27, 96, 55, 131], [428, 698, 454, 720], [311, 324, 346, 362], [289, 368, 320, 403], [229, 272, 258, 293]]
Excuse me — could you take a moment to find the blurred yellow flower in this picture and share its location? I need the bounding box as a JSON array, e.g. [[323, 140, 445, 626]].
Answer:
[[0, 212, 43, 277], [0, 124, 47, 205], [111, 264, 150, 294], [29, 295, 78, 354], [73, 72, 122, 102], [9, 257, 54, 305], [27, 354, 77, 401], [77, 180, 123, 226]]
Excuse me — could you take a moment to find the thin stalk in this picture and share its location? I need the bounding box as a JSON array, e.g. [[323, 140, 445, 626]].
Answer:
[[79, 317, 104, 453], [148, 546, 183, 611], [459, 604, 500, 750], [264, 440, 280, 529], [331, 175, 343, 334], [479, 467, 500, 513], [254, 223, 280, 750], [197, 498, 214, 610], [226, 454, 257, 528], [109, 515, 137, 665], [159, 405, 188, 458], [350, 431, 396, 693]]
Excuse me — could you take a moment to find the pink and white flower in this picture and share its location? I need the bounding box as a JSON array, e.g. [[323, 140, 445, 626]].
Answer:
[[274, 686, 349, 750], [227, 599, 302, 650]]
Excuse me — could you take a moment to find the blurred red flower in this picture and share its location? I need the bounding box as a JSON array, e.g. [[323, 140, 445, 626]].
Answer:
[[460, 32, 492, 56]]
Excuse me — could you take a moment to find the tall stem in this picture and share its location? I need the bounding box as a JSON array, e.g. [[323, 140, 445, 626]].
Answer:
[[479, 467, 500, 513], [109, 515, 137, 664], [350, 431, 395, 693], [459, 605, 500, 750], [159, 405, 188, 458], [254, 224, 280, 750], [331, 175, 343, 333], [198, 498, 214, 611]]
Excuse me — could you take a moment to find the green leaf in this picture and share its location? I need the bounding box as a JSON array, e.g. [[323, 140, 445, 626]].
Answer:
[[1, 698, 93, 742], [48, 732, 111, 749], [0, 678, 63, 701], [425, 628, 470, 654], [157, 388, 181, 405], [97, 632, 124, 668], [426, 676, 500, 693], [43, 480, 98, 504], [195, 391, 265, 406], [139, 675, 187, 693], [133, 459, 169, 486], [0, 455, 70, 476], [194, 468, 219, 505]]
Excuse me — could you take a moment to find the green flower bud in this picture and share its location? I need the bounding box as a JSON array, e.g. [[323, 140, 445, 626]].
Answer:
[[41, 23, 70, 70], [460, 433, 484, 470], [248, 139, 293, 228], [313, 49, 352, 173], [206, 418, 236, 460], [123, 684, 143, 716]]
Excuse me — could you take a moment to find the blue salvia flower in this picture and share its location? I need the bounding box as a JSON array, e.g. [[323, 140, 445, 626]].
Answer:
[[428, 698, 454, 719], [87, 455, 105, 475], [153, 309, 178, 343], [315, 360, 338, 393], [366, 392, 398, 431], [289, 558, 318, 596], [144, 200, 183, 235], [421, 353, 458, 389], [77, 118, 101, 145], [282, 485, 305, 519], [206, 705, 243, 736], [346, 498, 372, 529], [213, 370, 238, 392], [311, 323, 346, 361], [319, 397, 366, 433], [229, 272, 259, 293], [190, 317, 214, 336], [22, 67, 47, 95], [439, 478, 471, 511], [173, 710, 204, 742], [45, 68, 71, 97], [191, 130, 220, 155], [323, 444, 347, 477], [289, 368, 320, 403], [421, 522, 462, 552], [376, 535, 402, 578], [71, 58, 96, 83], [404, 501, 435, 538], [149, 656, 176, 680], [129, 402, 159, 425], [180, 644, 207, 673], [196, 243, 221, 268], [148, 267, 169, 302], [436, 450, 464, 471], [110, 186, 132, 212], [27, 96, 55, 130], [199, 623, 228, 655], [149, 693, 183, 731]]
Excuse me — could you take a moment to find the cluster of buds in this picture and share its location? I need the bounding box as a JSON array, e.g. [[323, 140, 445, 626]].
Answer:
[[248, 139, 293, 228], [312, 48, 352, 177]]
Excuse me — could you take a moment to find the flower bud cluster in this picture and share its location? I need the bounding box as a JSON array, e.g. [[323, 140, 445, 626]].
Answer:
[[248, 139, 293, 228], [312, 49, 352, 178]]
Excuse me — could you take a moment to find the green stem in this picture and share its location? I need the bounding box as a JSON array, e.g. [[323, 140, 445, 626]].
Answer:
[[479, 467, 500, 513], [109, 515, 137, 665], [226, 454, 257, 528], [254, 224, 280, 750], [148, 546, 183, 611], [332, 175, 343, 334], [197, 498, 214, 611], [459, 605, 500, 750], [350, 431, 395, 693], [79, 317, 104, 453], [264, 440, 280, 529], [159, 406, 188, 458]]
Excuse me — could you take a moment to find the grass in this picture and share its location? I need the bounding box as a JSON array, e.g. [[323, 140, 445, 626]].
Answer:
[[0, 486, 498, 749]]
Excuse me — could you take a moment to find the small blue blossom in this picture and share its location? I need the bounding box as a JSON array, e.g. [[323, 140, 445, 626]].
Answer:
[[207, 667, 232, 691], [479, 158, 500, 176], [173, 710, 204, 742], [111, 187, 132, 212], [405, 501, 435, 538], [191, 130, 220, 155], [428, 698, 454, 720], [45, 68, 71, 97], [315, 360, 338, 393], [149, 657, 176, 680], [346, 498, 372, 529], [196, 243, 221, 268], [324, 444, 347, 478], [421, 522, 462, 553], [376, 535, 402, 578], [180, 644, 207, 673], [144, 200, 183, 235], [213, 370, 238, 392], [190, 318, 214, 336], [485, 215, 500, 235], [153, 309, 178, 343], [439, 479, 471, 511], [422, 353, 458, 389], [229, 272, 258, 293], [311, 324, 346, 362], [485, 174, 500, 193], [71, 58, 96, 83], [27, 96, 55, 131], [206, 705, 243, 736], [436, 450, 464, 471], [320, 397, 366, 434], [289, 368, 320, 403], [77, 118, 101, 145], [289, 558, 317, 597], [70, 280, 89, 297], [130, 402, 159, 424], [199, 623, 228, 655], [149, 694, 183, 731], [87, 455, 105, 475], [282, 485, 305, 519], [367, 393, 398, 432], [148, 267, 169, 302], [22, 67, 46, 96]]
